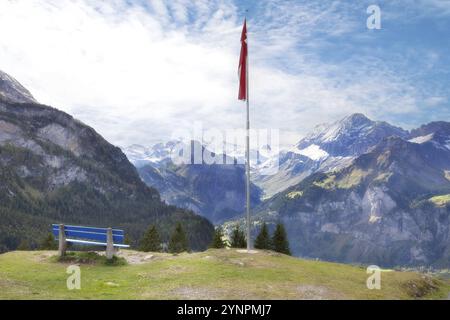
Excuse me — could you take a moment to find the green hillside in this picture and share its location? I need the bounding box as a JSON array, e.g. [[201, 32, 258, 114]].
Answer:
[[0, 249, 448, 300], [0, 98, 214, 252]]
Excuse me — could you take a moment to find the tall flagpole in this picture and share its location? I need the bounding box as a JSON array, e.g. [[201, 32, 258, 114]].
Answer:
[[245, 20, 251, 252]]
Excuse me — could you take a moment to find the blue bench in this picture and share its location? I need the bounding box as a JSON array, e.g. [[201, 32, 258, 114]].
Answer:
[[52, 224, 130, 259]]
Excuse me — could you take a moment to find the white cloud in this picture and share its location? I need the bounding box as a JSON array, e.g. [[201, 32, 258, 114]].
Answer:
[[424, 96, 447, 107], [0, 0, 434, 148]]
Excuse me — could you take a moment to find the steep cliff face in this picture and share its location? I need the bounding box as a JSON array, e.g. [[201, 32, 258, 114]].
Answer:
[[0, 70, 36, 104], [247, 135, 450, 267], [0, 70, 213, 251], [253, 114, 409, 198], [131, 141, 262, 224]]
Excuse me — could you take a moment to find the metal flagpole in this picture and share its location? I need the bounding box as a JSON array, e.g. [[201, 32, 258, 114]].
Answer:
[[245, 21, 251, 252]]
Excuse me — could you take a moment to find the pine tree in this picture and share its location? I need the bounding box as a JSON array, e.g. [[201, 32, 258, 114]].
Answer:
[[17, 239, 31, 251], [124, 235, 132, 246], [230, 226, 246, 248], [168, 223, 189, 254], [272, 223, 291, 255], [39, 233, 57, 250], [140, 225, 161, 252], [209, 227, 227, 249], [254, 223, 271, 250]]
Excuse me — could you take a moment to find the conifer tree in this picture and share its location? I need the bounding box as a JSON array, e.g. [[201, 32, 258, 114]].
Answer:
[[140, 225, 161, 252], [230, 226, 246, 248], [168, 222, 189, 253], [272, 223, 291, 255], [124, 235, 132, 246], [17, 239, 31, 251], [254, 223, 271, 250], [209, 227, 227, 249], [39, 233, 57, 250]]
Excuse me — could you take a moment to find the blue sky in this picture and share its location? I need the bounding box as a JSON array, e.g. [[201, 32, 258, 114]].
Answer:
[[0, 0, 448, 147]]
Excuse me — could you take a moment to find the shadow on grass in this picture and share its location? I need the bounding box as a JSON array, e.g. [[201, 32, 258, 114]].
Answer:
[[51, 251, 127, 266]]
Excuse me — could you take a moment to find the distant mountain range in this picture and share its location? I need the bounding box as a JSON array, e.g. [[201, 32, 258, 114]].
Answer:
[[126, 113, 450, 267], [0, 70, 214, 252], [253, 113, 409, 198], [124, 141, 262, 224], [3, 69, 447, 267], [225, 116, 450, 267]]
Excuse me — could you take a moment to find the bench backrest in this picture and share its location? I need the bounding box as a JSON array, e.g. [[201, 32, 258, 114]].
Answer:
[[52, 224, 125, 244]]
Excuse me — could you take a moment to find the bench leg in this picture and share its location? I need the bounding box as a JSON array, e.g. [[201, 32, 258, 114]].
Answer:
[[106, 228, 114, 260], [58, 224, 67, 257]]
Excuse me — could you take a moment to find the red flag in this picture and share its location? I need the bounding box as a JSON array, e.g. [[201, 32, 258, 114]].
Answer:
[[238, 19, 247, 101]]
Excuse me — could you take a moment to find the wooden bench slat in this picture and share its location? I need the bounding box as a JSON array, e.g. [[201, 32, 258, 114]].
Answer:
[[52, 229, 124, 244], [52, 224, 124, 236], [66, 238, 130, 248], [52, 224, 130, 258]]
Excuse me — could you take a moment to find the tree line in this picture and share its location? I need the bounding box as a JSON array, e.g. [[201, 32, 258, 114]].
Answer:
[[38, 221, 291, 256], [208, 222, 290, 255]]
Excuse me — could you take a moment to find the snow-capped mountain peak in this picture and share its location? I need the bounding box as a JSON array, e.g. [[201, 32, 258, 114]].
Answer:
[[409, 121, 450, 151], [0, 70, 37, 104], [289, 144, 329, 161], [296, 113, 408, 157], [122, 141, 179, 167], [252, 113, 409, 198]]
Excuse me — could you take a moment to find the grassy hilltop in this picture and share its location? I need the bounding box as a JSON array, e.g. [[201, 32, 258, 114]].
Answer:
[[0, 249, 449, 300]]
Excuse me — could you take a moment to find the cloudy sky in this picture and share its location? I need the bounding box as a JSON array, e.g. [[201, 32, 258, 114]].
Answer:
[[0, 0, 449, 148]]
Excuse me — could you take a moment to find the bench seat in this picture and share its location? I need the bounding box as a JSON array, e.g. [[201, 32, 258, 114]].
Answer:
[[66, 238, 130, 248], [53, 224, 130, 259]]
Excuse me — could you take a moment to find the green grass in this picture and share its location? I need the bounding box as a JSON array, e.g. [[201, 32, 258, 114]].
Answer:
[[286, 191, 303, 199], [312, 169, 371, 190], [0, 249, 449, 300], [429, 194, 450, 207], [52, 252, 127, 266]]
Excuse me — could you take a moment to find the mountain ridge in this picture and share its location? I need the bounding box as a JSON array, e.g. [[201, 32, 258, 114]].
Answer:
[[128, 140, 262, 223], [231, 129, 450, 267], [253, 113, 409, 198], [0, 69, 214, 251]]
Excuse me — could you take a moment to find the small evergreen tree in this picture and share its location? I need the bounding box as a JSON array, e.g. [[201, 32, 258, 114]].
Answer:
[[124, 235, 132, 246], [272, 223, 291, 255], [254, 223, 271, 250], [39, 233, 57, 250], [230, 226, 246, 248], [168, 223, 189, 254], [209, 227, 227, 249], [140, 225, 161, 252], [17, 239, 31, 251]]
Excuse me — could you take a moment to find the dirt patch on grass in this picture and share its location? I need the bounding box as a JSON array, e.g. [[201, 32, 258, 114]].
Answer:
[[171, 286, 224, 300], [0, 278, 33, 297], [295, 285, 339, 300], [114, 250, 173, 265], [170, 286, 265, 300], [33, 251, 56, 262]]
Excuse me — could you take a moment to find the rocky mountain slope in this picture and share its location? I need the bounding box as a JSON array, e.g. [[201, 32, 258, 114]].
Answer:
[[125, 141, 262, 223], [240, 126, 450, 267], [253, 113, 409, 198], [125, 114, 407, 222], [0, 70, 36, 104], [0, 70, 213, 252]]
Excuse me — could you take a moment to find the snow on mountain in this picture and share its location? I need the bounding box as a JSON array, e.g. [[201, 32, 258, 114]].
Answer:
[[0, 70, 36, 104], [124, 140, 271, 170], [409, 122, 450, 152], [409, 133, 434, 144], [122, 141, 178, 167], [126, 140, 263, 223], [290, 144, 329, 161], [252, 113, 409, 198], [297, 113, 408, 157]]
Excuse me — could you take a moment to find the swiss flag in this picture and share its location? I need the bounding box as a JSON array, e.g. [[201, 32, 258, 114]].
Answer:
[[238, 19, 247, 101]]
